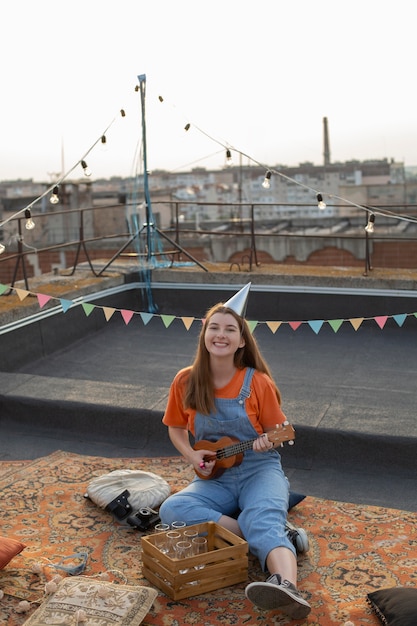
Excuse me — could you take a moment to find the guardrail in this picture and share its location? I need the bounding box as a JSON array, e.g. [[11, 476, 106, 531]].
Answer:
[[1, 201, 416, 291]]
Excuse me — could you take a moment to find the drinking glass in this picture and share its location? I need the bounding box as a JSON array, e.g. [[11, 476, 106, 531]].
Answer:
[[174, 540, 192, 574], [153, 523, 170, 554], [192, 536, 208, 570], [183, 528, 198, 542], [166, 530, 181, 556], [171, 520, 186, 533]]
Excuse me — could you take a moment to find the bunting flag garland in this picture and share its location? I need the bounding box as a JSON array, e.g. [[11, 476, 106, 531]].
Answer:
[[1, 282, 417, 334]]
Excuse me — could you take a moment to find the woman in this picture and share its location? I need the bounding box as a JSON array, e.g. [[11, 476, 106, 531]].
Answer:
[[159, 285, 311, 619]]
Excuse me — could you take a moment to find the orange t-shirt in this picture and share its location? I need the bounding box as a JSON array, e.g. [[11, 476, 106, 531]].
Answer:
[[162, 366, 287, 437]]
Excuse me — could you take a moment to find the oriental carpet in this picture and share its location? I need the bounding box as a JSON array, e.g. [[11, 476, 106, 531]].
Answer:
[[0, 451, 415, 625]]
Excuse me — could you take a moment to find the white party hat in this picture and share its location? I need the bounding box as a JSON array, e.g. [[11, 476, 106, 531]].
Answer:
[[224, 282, 251, 317]]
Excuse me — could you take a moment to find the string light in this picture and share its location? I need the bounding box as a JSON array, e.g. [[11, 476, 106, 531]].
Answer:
[[158, 95, 164, 102], [25, 209, 35, 230], [184, 123, 191, 131], [81, 160, 92, 177], [316, 193, 327, 210], [226, 149, 233, 166], [100, 135, 107, 151], [50, 186, 59, 205], [262, 170, 272, 189], [120, 109, 126, 117], [365, 213, 375, 233]]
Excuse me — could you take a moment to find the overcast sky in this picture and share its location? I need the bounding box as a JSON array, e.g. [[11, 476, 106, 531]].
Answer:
[[1, 0, 415, 183]]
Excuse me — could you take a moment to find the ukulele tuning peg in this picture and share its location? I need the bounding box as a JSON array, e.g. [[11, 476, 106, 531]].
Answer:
[[288, 440, 294, 446]]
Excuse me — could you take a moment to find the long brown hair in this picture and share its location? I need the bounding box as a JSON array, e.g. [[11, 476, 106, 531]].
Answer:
[[183, 303, 281, 415]]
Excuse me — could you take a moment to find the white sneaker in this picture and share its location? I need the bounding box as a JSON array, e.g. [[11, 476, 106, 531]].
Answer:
[[245, 574, 311, 619]]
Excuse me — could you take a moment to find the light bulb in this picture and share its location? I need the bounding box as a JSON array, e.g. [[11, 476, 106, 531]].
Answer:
[[317, 193, 326, 210], [365, 213, 375, 233], [226, 149, 233, 166], [120, 109, 126, 117], [0, 243, 5, 254], [25, 209, 35, 230], [81, 160, 92, 177], [262, 171, 271, 189], [100, 135, 107, 151], [50, 186, 59, 204], [184, 123, 191, 131]]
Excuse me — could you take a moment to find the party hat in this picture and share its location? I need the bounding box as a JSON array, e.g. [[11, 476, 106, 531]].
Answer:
[[224, 282, 251, 317]]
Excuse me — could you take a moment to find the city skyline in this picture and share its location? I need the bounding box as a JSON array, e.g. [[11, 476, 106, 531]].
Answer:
[[1, 0, 416, 184]]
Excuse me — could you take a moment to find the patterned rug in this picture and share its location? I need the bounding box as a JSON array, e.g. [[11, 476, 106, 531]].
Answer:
[[0, 450, 415, 625]]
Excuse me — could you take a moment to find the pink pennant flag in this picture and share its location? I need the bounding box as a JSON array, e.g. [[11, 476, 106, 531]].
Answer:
[[37, 293, 52, 308], [121, 309, 134, 325], [288, 321, 302, 331], [374, 315, 388, 329]]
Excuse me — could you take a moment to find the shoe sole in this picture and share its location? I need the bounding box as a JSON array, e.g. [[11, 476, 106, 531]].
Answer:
[[245, 581, 311, 619]]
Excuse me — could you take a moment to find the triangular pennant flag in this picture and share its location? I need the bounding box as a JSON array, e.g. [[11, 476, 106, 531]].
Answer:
[[15, 288, 30, 301], [102, 306, 116, 321], [140, 312, 153, 325], [37, 293, 52, 308], [328, 319, 344, 333], [181, 316, 195, 330], [60, 298, 73, 313], [0, 283, 8, 295], [349, 317, 364, 331], [82, 302, 95, 317], [288, 321, 302, 331], [308, 320, 324, 335], [121, 309, 134, 325], [161, 314, 175, 328], [374, 315, 388, 329], [247, 320, 258, 334], [393, 313, 407, 327], [266, 321, 282, 334]]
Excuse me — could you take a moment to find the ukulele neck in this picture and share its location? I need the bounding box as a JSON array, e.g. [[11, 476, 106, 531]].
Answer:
[[216, 437, 258, 460]]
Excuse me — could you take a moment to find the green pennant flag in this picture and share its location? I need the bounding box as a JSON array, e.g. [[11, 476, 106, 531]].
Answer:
[[161, 314, 175, 328], [0, 283, 8, 295], [247, 320, 258, 334], [328, 319, 344, 333], [82, 302, 95, 317]]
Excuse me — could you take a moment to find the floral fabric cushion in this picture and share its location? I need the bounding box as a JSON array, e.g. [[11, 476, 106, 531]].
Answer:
[[22, 576, 158, 626]]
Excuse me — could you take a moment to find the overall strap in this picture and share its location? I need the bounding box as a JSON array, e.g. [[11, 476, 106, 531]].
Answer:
[[238, 367, 255, 404]]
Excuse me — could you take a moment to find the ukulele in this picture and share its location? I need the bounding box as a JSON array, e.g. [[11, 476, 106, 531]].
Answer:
[[193, 422, 295, 479]]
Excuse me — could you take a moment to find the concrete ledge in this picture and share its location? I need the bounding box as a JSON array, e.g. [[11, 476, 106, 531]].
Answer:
[[1, 374, 415, 475]]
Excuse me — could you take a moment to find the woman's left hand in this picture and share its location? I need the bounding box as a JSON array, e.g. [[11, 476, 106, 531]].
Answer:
[[253, 433, 274, 453]]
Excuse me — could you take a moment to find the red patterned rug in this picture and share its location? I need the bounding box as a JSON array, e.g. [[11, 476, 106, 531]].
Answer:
[[0, 450, 415, 625]]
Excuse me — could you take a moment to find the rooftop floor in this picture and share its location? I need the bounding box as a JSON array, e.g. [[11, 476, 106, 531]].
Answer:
[[1, 262, 416, 512]]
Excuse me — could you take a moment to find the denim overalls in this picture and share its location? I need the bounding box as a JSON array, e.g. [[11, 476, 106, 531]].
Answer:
[[160, 367, 295, 570]]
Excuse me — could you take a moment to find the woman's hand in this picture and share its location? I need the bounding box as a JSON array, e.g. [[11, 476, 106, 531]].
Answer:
[[253, 433, 274, 453], [191, 449, 216, 477]]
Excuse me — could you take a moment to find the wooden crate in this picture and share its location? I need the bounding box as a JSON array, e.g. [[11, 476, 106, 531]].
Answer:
[[141, 521, 248, 600]]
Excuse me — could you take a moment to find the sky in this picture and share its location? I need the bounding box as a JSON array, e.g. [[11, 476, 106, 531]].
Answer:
[[1, 0, 416, 184]]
